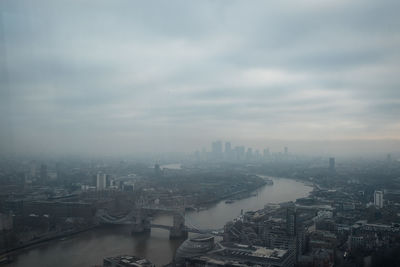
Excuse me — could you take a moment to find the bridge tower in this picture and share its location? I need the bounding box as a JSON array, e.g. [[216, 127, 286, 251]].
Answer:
[[131, 209, 151, 234], [169, 212, 188, 239]]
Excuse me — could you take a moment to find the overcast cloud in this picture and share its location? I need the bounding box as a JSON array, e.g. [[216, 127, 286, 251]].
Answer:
[[1, 0, 400, 156]]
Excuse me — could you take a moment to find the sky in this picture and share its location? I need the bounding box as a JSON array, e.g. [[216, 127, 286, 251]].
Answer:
[[1, 0, 400, 156]]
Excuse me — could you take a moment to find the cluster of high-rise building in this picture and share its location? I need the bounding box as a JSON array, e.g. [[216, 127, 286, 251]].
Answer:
[[25, 162, 50, 184], [194, 141, 292, 162]]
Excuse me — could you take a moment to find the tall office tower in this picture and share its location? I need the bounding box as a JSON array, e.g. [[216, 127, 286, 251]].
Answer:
[[246, 148, 253, 160], [233, 146, 245, 161], [286, 206, 297, 236], [212, 141, 223, 158], [329, 157, 335, 171], [238, 146, 245, 158], [263, 148, 270, 158], [284, 147, 288, 155], [374, 190, 384, 208], [201, 147, 207, 160], [55, 162, 62, 180], [225, 142, 231, 154], [40, 164, 47, 183], [96, 173, 107, 191], [154, 163, 161, 177], [30, 161, 37, 178]]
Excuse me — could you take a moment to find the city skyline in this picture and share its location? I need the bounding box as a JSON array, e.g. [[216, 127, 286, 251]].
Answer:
[[2, 1, 400, 266]]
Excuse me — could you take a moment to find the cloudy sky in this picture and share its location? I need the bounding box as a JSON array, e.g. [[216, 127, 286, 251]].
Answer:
[[1, 0, 400, 156]]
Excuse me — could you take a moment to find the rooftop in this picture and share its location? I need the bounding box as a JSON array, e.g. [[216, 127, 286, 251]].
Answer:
[[103, 255, 154, 267], [223, 243, 289, 260]]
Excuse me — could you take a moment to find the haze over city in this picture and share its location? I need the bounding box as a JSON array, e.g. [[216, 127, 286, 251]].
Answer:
[[3, 1, 400, 267], [1, 0, 400, 157]]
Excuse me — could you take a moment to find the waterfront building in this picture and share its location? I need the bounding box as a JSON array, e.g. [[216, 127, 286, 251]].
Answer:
[[175, 234, 215, 266], [185, 243, 295, 267]]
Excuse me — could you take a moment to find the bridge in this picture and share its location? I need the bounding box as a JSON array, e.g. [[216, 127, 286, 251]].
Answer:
[[96, 206, 223, 239], [149, 223, 218, 234]]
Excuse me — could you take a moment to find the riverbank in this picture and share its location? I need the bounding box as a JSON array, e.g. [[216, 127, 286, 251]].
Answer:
[[186, 177, 313, 230], [258, 174, 317, 192], [196, 179, 268, 206], [0, 225, 99, 261]]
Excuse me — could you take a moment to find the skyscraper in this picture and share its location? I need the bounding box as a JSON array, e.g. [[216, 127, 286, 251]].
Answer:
[[97, 173, 106, 191], [246, 148, 253, 160], [284, 147, 288, 155], [40, 164, 47, 183], [374, 190, 383, 208], [30, 161, 37, 178], [225, 142, 231, 154], [154, 163, 161, 177], [212, 141, 223, 159], [263, 148, 270, 158], [234, 146, 245, 161], [286, 206, 297, 236], [329, 157, 335, 171]]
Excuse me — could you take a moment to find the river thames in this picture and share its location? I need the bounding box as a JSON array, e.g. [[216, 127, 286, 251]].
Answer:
[[7, 177, 312, 267]]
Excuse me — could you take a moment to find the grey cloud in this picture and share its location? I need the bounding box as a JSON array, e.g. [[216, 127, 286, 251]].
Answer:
[[1, 0, 400, 155]]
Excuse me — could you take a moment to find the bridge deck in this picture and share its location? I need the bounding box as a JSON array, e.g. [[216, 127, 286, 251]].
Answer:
[[97, 209, 223, 235]]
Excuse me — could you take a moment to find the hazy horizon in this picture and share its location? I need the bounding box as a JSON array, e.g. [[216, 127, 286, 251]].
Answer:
[[1, 0, 400, 157]]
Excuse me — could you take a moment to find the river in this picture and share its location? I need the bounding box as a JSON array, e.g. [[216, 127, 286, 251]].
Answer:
[[7, 177, 312, 267]]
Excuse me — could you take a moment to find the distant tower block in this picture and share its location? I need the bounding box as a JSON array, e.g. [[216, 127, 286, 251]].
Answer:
[[284, 147, 288, 155], [225, 142, 232, 154], [96, 173, 106, 191], [40, 164, 47, 183], [329, 157, 335, 171], [154, 163, 162, 177], [212, 140, 223, 159], [263, 148, 270, 158]]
